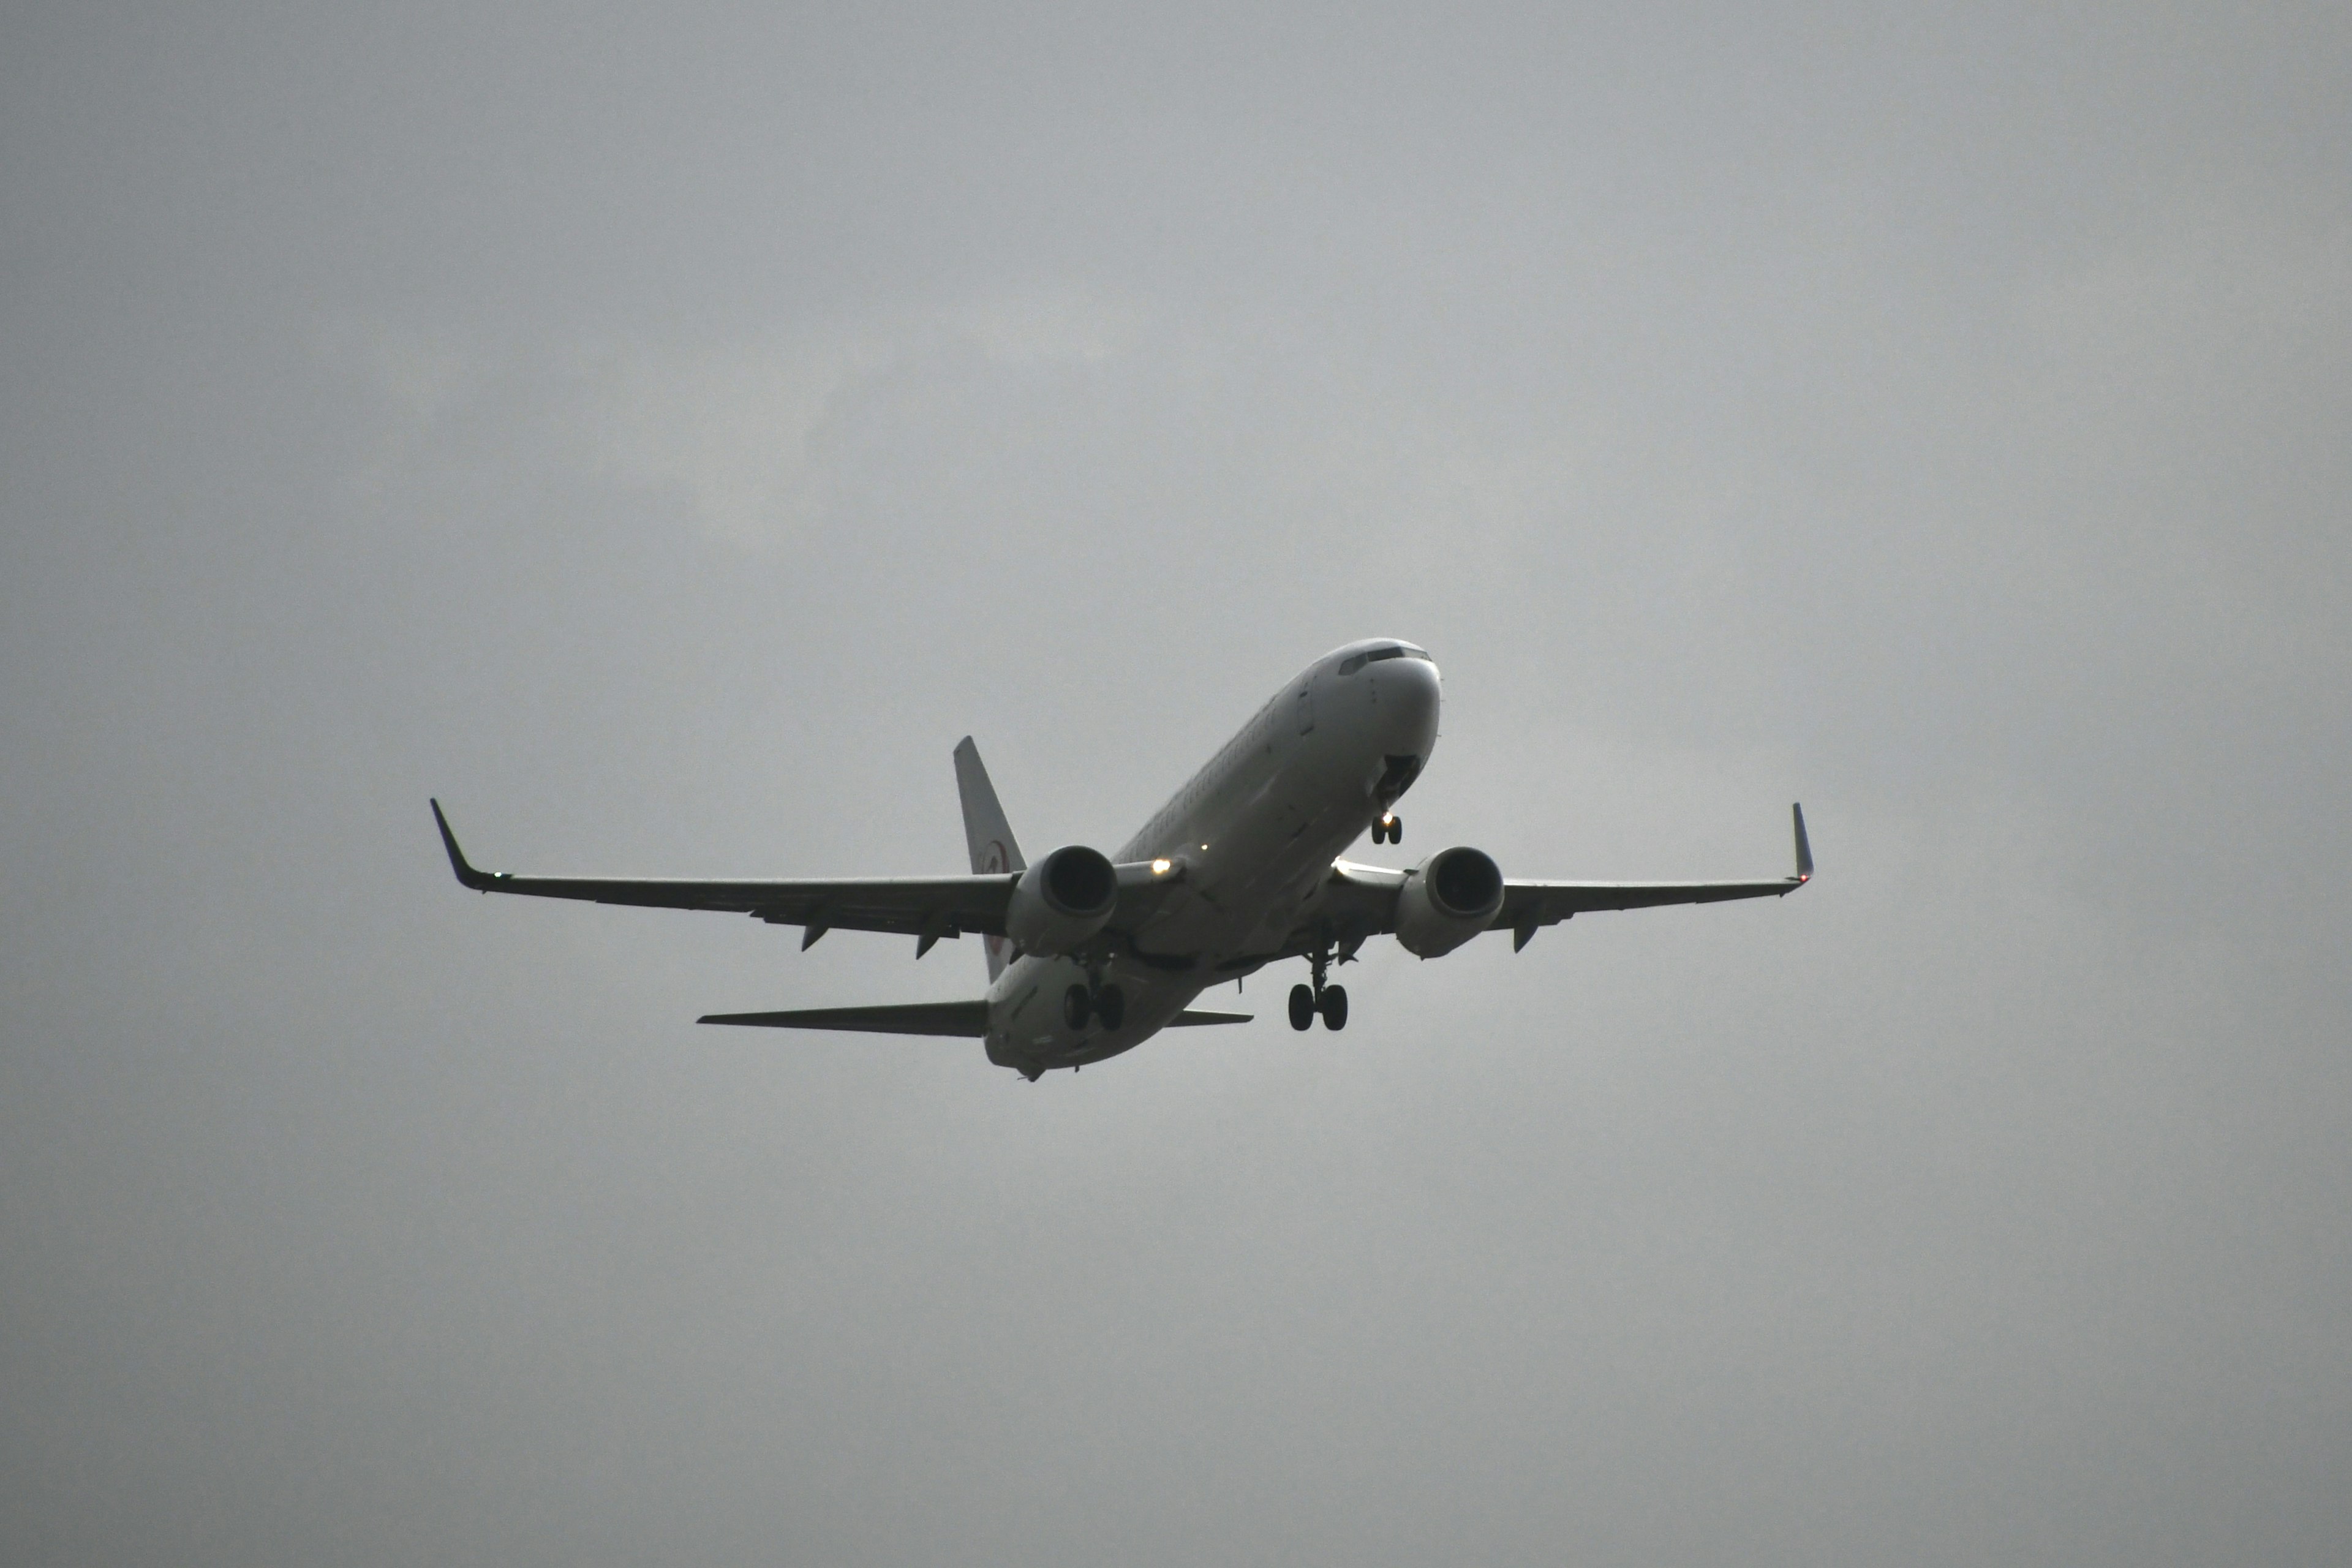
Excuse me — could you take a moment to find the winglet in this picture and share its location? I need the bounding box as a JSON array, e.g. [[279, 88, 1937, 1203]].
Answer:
[[430, 799, 497, 891], [1792, 802, 1813, 883]]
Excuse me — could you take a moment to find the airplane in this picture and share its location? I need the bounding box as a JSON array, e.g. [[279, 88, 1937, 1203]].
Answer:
[[432, 638, 1811, 1080]]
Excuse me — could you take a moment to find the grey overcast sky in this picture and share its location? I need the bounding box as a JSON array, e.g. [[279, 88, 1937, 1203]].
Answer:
[[4, 4, 2348, 1564]]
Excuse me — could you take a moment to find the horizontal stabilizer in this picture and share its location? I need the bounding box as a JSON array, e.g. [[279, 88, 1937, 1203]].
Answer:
[[698, 1001, 989, 1037], [1169, 1009, 1251, 1026]]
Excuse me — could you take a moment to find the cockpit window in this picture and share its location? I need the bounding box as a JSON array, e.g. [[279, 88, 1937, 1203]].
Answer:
[[1338, 644, 1431, 676]]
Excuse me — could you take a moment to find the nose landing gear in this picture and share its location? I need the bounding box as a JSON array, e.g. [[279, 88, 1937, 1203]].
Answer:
[[1371, 814, 1403, 845], [1287, 946, 1349, 1031]]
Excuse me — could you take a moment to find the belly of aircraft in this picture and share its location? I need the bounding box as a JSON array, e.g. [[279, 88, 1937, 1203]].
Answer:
[[990, 681, 1426, 1075], [1130, 766, 1364, 960], [985, 958, 1207, 1072]]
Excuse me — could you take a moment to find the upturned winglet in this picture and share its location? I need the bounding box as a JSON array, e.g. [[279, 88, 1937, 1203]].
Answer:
[[430, 799, 496, 891], [1792, 803, 1813, 883]]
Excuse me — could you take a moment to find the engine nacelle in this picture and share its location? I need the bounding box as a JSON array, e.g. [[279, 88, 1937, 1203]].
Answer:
[[1394, 846, 1505, 958], [1005, 845, 1119, 956]]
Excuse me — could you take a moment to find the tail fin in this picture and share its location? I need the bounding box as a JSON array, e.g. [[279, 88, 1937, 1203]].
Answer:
[[954, 737, 1025, 981]]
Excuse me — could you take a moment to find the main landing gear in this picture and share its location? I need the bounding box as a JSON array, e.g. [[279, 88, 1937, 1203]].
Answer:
[[1287, 984, 1347, 1030], [1371, 814, 1403, 845], [1063, 982, 1125, 1031], [1288, 947, 1348, 1031]]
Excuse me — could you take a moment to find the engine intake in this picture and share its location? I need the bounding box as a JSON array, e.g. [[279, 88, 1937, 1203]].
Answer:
[[1006, 845, 1119, 956], [1395, 846, 1504, 958]]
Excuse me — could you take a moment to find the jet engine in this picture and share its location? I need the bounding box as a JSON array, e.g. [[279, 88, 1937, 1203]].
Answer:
[[1005, 845, 1120, 956], [1393, 846, 1506, 958]]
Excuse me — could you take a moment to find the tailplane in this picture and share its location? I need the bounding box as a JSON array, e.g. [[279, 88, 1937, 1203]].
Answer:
[[700, 1001, 990, 1036], [953, 737, 1025, 981]]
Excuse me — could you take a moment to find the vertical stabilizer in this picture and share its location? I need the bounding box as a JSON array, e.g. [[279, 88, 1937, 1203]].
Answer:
[[954, 737, 1025, 981]]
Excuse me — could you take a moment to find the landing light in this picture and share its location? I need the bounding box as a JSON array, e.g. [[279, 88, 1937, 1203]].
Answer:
[[1151, 858, 1172, 875]]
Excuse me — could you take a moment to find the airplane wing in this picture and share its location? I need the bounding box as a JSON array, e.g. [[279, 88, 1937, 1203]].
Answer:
[[431, 800, 1183, 956], [1489, 802, 1812, 949], [434, 801, 1006, 951], [1315, 804, 1813, 954]]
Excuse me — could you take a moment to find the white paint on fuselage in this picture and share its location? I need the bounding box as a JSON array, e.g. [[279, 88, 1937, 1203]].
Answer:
[[982, 639, 1441, 1076]]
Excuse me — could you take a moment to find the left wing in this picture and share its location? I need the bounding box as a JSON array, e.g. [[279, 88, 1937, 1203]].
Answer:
[[434, 800, 1011, 952], [435, 799, 1213, 959], [433, 799, 1190, 956]]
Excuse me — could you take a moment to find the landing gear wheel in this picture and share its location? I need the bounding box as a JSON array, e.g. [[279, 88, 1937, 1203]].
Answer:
[[1288, 983, 1316, 1031], [1319, 984, 1349, 1031], [1370, 818, 1387, 845], [1062, 985, 1091, 1030], [1094, 985, 1126, 1030], [1387, 816, 1403, 845]]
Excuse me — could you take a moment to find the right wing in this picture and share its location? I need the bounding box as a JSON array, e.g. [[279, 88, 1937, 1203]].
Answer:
[[432, 801, 1183, 954], [1492, 802, 1814, 949], [1307, 804, 1813, 956]]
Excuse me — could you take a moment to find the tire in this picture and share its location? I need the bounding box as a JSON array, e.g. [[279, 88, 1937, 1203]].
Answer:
[[1288, 983, 1316, 1031], [1389, 818, 1403, 845], [1319, 984, 1349, 1031], [1062, 984, 1091, 1030], [1095, 985, 1126, 1030]]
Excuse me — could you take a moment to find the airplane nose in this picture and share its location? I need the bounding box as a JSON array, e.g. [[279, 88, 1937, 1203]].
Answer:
[[1379, 655, 1442, 752]]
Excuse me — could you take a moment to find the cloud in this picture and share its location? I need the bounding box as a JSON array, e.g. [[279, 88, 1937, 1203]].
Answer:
[[564, 296, 1145, 547], [321, 292, 1149, 548]]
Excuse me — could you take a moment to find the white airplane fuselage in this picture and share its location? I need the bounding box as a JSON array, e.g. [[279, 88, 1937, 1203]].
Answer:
[[983, 639, 1441, 1075]]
